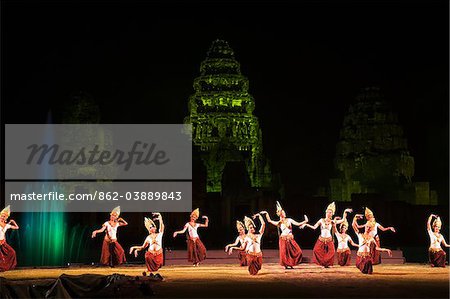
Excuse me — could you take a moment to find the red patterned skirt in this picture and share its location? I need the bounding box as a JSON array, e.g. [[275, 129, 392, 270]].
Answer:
[[246, 252, 263, 275], [0, 241, 17, 272], [238, 250, 248, 266], [370, 235, 381, 265], [100, 239, 126, 266], [429, 249, 446, 268], [356, 253, 373, 274], [279, 235, 302, 267], [312, 237, 335, 267], [187, 238, 206, 264], [336, 248, 351, 266], [145, 250, 164, 272]]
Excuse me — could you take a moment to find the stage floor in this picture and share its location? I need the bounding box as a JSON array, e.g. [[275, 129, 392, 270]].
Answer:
[[1, 263, 449, 298]]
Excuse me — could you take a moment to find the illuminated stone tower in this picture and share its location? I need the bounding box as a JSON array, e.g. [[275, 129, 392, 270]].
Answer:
[[185, 40, 272, 193], [330, 87, 438, 205]]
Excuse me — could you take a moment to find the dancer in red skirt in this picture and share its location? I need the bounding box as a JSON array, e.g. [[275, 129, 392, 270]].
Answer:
[[173, 208, 208, 266], [333, 218, 358, 266], [355, 207, 395, 265], [130, 213, 165, 273], [0, 205, 19, 272], [91, 206, 128, 266], [304, 202, 351, 268], [225, 220, 248, 266], [352, 214, 391, 274], [427, 214, 450, 267], [260, 201, 308, 269], [229, 214, 265, 275]]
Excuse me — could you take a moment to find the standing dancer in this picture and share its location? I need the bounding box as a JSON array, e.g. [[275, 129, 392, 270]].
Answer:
[[352, 214, 391, 274], [260, 201, 308, 269], [92, 206, 128, 266], [333, 218, 358, 266], [225, 220, 248, 266], [0, 206, 19, 272], [229, 214, 266, 275], [357, 207, 396, 265], [130, 213, 165, 273], [427, 214, 450, 267], [173, 208, 208, 266], [304, 202, 351, 268]]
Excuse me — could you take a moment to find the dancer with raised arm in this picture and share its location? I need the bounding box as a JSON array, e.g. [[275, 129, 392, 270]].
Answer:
[[130, 213, 165, 273], [356, 207, 395, 265], [260, 201, 308, 269], [352, 214, 392, 274], [0, 206, 19, 272], [225, 220, 248, 266], [173, 208, 208, 266], [304, 202, 351, 268], [333, 218, 358, 266], [427, 214, 450, 267], [91, 206, 128, 267], [229, 214, 265, 275]]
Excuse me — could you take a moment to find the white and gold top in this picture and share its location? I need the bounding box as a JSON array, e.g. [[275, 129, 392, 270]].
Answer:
[[235, 235, 247, 246], [335, 233, 351, 250], [357, 234, 373, 255], [103, 221, 119, 240], [145, 232, 163, 252], [245, 234, 262, 254], [320, 218, 332, 238], [185, 223, 200, 239], [368, 222, 381, 238], [280, 218, 293, 236], [0, 224, 11, 241], [428, 228, 444, 251]]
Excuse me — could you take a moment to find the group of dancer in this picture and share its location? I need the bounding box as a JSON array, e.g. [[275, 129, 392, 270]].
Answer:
[[226, 201, 395, 275], [0, 203, 449, 275]]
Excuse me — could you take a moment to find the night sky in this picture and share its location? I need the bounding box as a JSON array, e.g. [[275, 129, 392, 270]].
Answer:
[[2, 0, 449, 201]]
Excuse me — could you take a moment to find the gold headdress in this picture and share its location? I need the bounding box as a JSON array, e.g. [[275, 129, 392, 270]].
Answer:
[[326, 202, 336, 215], [365, 207, 374, 219], [144, 217, 156, 233], [339, 218, 349, 231], [433, 217, 442, 229], [110, 206, 121, 217], [190, 208, 200, 219], [244, 216, 255, 230], [236, 220, 245, 232], [276, 201, 284, 216], [0, 205, 11, 218]]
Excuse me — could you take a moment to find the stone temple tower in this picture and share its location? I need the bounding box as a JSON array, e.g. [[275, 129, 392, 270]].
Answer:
[[184, 39, 272, 193], [329, 87, 438, 204]]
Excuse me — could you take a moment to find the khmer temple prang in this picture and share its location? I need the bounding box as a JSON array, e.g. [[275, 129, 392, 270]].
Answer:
[[184, 40, 278, 229], [329, 87, 438, 205], [184, 40, 273, 194]]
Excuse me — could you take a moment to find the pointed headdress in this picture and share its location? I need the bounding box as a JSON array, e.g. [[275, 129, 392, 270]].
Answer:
[[236, 220, 245, 232], [0, 205, 11, 218], [244, 216, 255, 230], [326, 202, 336, 215], [110, 206, 120, 217], [144, 217, 156, 233]]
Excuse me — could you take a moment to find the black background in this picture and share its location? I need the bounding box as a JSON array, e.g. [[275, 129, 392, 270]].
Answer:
[[2, 0, 448, 200]]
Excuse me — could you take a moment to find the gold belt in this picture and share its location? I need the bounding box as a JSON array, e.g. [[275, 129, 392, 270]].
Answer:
[[148, 248, 163, 255], [280, 234, 294, 240], [319, 236, 333, 243], [357, 251, 371, 257], [246, 251, 263, 257], [429, 247, 444, 253], [337, 248, 350, 253]]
